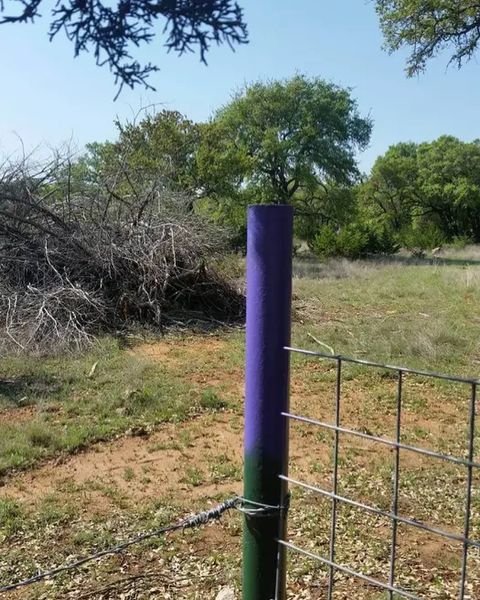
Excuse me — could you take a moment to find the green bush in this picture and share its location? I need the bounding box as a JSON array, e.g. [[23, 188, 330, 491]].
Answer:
[[312, 223, 398, 259], [450, 235, 472, 250], [401, 224, 446, 255], [311, 226, 339, 258], [371, 225, 401, 255]]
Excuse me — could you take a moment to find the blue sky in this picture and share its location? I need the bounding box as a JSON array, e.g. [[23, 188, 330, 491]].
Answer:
[[0, 0, 479, 173]]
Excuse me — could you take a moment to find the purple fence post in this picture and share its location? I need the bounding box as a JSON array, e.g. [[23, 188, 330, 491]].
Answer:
[[243, 204, 293, 600]]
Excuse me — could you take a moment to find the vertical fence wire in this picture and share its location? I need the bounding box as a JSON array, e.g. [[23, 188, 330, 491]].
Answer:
[[282, 348, 480, 600], [458, 382, 477, 600], [327, 358, 342, 600], [389, 370, 403, 599]]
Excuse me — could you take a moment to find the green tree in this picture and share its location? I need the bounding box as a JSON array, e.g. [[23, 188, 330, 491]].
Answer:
[[294, 184, 358, 245], [361, 136, 480, 242], [82, 110, 200, 198], [196, 75, 372, 206], [359, 142, 418, 230], [416, 136, 480, 239], [376, 1, 480, 76]]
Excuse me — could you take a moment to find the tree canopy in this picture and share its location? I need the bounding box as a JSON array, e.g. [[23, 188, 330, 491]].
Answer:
[[79, 77, 371, 247], [361, 136, 480, 242], [0, 0, 248, 97], [376, 1, 480, 76], [4, 2, 479, 97], [84, 110, 200, 195], [196, 75, 372, 205]]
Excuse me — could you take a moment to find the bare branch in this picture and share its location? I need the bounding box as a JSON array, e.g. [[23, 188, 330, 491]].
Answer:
[[0, 149, 243, 354]]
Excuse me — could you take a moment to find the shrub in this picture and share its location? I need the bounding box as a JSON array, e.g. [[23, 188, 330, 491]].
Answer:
[[311, 226, 339, 258], [371, 225, 401, 255], [401, 223, 446, 255], [450, 235, 472, 250], [312, 223, 398, 259], [336, 224, 371, 259]]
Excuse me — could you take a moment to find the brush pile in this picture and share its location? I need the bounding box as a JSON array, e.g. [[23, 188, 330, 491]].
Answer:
[[0, 152, 243, 354]]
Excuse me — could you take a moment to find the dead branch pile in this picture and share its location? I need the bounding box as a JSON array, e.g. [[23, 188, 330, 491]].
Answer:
[[0, 152, 244, 354]]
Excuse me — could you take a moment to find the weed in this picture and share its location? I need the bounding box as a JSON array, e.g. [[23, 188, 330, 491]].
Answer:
[[209, 454, 242, 483], [0, 499, 26, 536], [199, 389, 228, 411], [123, 467, 135, 481], [181, 467, 205, 487]]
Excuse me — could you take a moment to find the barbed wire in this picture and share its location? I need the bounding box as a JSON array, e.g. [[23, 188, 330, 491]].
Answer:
[[0, 495, 287, 594], [0, 496, 241, 594]]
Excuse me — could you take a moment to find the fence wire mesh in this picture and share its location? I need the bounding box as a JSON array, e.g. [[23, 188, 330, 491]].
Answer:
[[280, 346, 479, 600]]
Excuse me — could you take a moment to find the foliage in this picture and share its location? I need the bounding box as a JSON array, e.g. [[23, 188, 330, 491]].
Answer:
[[400, 223, 446, 256], [83, 110, 201, 199], [312, 222, 398, 259], [311, 226, 339, 259], [82, 77, 369, 245], [361, 136, 480, 243], [450, 235, 472, 250], [294, 185, 358, 246], [0, 1, 248, 97], [415, 136, 480, 239], [359, 142, 418, 231], [196, 75, 372, 205], [376, 1, 480, 76]]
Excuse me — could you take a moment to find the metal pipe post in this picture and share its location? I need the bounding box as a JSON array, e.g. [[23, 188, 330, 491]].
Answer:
[[243, 204, 293, 600]]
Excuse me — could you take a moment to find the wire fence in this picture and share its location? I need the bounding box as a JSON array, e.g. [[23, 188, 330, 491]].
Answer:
[[279, 346, 479, 600], [0, 497, 239, 593], [0, 496, 284, 594], [2, 347, 479, 598]]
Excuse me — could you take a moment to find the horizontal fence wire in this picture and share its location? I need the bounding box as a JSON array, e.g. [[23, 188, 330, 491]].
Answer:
[[282, 413, 480, 470], [278, 540, 423, 600], [280, 475, 480, 550], [281, 347, 479, 599], [285, 346, 480, 384]]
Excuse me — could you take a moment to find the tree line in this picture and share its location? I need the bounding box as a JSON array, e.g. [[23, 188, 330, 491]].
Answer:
[[1, 73, 478, 354], [72, 74, 480, 258]]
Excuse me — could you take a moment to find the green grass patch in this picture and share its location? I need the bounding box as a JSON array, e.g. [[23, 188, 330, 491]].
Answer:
[[0, 337, 193, 476], [199, 388, 228, 411], [292, 263, 480, 375]]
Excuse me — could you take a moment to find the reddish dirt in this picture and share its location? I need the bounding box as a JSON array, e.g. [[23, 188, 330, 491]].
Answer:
[[1, 412, 243, 511], [0, 337, 462, 512], [0, 405, 37, 424], [133, 336, 244, 391]]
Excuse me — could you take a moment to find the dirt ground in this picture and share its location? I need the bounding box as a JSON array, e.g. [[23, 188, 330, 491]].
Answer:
[[1, 335, 479, 599]]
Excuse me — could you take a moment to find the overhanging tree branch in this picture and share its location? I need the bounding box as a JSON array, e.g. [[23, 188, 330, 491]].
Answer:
[[376, 1, 480, 76], [0, 0, 248, 98]]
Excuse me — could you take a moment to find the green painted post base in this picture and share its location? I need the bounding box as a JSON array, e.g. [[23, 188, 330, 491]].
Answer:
[[243, 455, 288, 600]]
